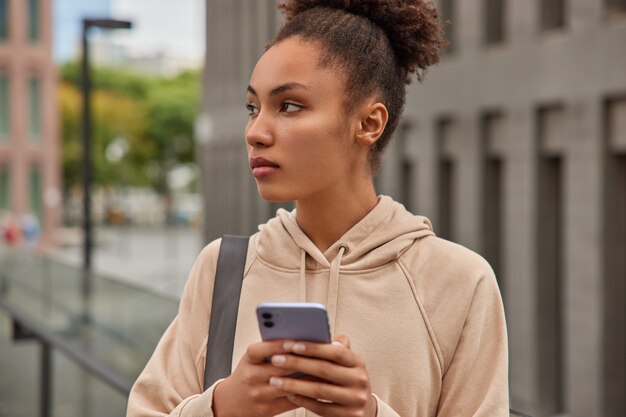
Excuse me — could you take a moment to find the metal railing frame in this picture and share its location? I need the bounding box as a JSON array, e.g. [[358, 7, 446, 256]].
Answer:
[[0, 297, 132, 417]]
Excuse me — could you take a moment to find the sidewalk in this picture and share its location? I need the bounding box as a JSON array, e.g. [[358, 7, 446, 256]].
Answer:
[[51, 225, 204, 299]]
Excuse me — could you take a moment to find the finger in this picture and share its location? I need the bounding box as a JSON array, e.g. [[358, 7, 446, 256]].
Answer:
[[270, 354, 359, 386], [283, 340, 360, 367], [270, 376, 366, 407], [246, 340, 294, 364], [333, 335, 350, 349], [245, 362, 303, 383], [245, 381, 300, 401], [287, 394, 355, 417], [230, 368, 309, 402]]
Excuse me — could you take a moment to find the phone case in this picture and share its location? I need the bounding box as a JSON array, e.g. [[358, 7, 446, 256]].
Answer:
[[256, 302, 331, 343]]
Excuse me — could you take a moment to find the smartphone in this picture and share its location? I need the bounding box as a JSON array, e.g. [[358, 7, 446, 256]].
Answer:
[[256, 302, 331, 344]]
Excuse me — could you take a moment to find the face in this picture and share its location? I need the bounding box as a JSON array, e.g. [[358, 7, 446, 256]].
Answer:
[[245, 37, 366, 203]]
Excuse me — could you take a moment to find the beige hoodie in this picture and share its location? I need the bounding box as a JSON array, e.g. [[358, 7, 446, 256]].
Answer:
[[127, 196, 509, 417]]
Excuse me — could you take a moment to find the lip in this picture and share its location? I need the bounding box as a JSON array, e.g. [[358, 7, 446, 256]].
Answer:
[[250, 157, 279, 178]]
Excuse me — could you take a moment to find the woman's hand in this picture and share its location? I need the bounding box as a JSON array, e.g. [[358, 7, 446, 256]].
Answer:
[[268, 335, 377, 417], [212, 340, 299, 417]]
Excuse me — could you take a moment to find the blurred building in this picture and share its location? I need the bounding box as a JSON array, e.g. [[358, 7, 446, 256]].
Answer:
[[196, 0, 283, 240], [197, 1, 625, 417], [0, 0, 61, 248]]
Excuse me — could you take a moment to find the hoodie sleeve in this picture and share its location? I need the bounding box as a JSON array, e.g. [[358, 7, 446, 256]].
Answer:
[[126, 239, 222, 417], [435, 271, 509, 417]]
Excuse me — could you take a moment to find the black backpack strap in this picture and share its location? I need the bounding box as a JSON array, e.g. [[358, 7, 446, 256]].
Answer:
[[204, 235, 250, 391]]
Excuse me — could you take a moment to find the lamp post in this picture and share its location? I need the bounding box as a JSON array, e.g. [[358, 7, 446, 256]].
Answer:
[[81, 18, 132, 272]]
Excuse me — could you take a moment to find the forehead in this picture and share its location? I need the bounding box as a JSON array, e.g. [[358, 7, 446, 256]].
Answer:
[[249, 37, 343, 96]]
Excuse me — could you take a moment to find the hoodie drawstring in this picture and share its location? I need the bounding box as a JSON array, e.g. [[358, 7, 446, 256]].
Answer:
[[295, 245, 346, 417], [326, 244, 347, 335], [299, 249, 307, 302], [297, 250, 308, 417], [297, 245, 347, 331]]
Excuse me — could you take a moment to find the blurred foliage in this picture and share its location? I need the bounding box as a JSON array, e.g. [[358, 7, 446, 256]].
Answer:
[[59, 61, 200, 194]]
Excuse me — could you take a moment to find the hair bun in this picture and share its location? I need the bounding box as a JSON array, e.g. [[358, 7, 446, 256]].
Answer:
[[279, 0, 447, 81]]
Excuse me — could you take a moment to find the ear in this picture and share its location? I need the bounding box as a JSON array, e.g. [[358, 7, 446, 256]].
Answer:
[[355, 102, 388, 147]]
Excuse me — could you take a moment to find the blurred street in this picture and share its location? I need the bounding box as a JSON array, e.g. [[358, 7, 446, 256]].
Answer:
[[51, 226, 203, 299]]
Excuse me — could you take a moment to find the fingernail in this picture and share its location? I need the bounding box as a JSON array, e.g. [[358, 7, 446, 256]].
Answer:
[[332, 341, 343, 347], [272, 355, 286, 365], [270, 377, 283, 388], [283, 341, 294, 350], [293, 343, 306, 353]]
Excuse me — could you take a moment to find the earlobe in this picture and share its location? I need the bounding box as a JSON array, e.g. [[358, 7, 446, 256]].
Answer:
[[356, 103, 388, 147]]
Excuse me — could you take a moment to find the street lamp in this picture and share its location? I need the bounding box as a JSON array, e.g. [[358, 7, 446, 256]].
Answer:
[[81, 18, 132, 272]]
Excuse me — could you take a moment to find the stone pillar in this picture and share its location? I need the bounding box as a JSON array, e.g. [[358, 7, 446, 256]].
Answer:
[[565, 98, 604, 417], [505, 105, 539, 414]]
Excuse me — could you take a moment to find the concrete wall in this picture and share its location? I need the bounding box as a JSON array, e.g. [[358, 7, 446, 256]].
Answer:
[[197, 2, 626, 416]]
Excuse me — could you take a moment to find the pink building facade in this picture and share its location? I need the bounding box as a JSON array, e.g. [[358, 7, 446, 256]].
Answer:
[[0, 0, 60, 249]]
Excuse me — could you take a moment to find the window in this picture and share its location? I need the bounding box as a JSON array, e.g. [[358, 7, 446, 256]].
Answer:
[[28, 76, 41, 140], [0, 74, 8, 138], [604, 152, 626, 417], [481, 112, 506, 290], [606, 0, 626, 13], [401, 159, 415, 213], [483, 156, 503, 269], [0, 0, 8, 42], [30, 166, 42, 219], [28, 0, 39, 42], [394, 123, 416, 212], [537, 153, 565, 414], [604, 98, 626, 417], [438, 158, 455, 240], [440, 0, 455, 53], [540, 0, 567, 31], [437, 117, 458, 241], [536, 105, 566, 414], [484, 0, 506, 44], [0, 165, 9, 210]]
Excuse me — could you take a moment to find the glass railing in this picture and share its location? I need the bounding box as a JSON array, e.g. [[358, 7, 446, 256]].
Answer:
[[0, 244, 179, 417]]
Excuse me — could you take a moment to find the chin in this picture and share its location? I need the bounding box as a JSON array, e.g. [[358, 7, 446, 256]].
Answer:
[[256, 184, 297, 203]]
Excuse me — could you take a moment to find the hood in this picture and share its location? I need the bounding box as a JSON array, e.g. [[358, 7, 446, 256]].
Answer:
[[255, 195, 435, 271], [254, 195, 435, 336]]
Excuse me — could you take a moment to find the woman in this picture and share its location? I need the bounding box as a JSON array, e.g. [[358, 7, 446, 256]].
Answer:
[[127, 1, 509, 416]]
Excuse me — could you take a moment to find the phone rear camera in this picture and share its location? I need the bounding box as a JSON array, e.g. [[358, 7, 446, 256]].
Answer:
[[262, 312, 272, 320], [263, 321, 274, 328]]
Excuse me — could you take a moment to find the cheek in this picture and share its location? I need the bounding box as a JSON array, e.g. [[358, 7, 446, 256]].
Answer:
[[287, 120, 348, 174]]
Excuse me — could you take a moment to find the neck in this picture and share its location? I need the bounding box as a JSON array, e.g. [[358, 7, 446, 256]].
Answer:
[[295, 181, 378, 253]]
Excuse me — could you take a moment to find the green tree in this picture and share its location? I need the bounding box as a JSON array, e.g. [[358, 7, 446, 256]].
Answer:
[[145, 70, 199, 194], [59, 62, 200, 198], [59, 82, 151, 190]]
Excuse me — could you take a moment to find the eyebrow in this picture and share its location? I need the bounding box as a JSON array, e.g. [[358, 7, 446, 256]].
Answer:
[[247, 82, 310, 97]]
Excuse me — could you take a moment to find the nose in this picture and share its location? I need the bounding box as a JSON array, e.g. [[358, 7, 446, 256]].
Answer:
[[245, 112, 274, 148]]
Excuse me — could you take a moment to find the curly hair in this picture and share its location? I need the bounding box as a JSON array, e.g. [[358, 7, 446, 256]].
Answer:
[[271, 0, 448, 171]]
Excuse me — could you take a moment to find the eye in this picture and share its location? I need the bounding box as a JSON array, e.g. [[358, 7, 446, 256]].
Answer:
[[246, 104, 259, 117], [280, 102, 301, 113]]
